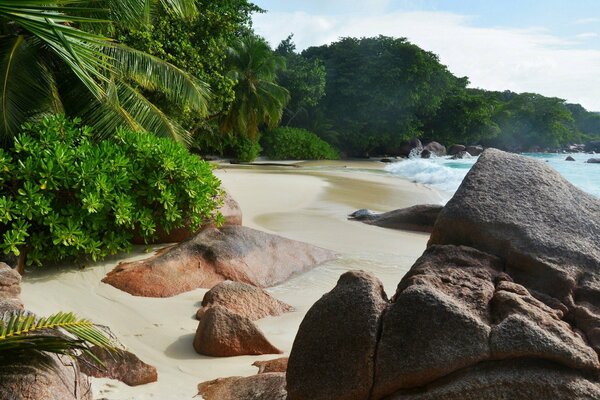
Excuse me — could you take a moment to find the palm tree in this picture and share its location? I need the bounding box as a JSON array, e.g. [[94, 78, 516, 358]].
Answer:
[[220, 35, 290, 138], [0, 0, 208, 145]]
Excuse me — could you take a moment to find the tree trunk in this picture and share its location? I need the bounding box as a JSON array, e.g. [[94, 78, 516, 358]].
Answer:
[[16, 248, 27, 275]]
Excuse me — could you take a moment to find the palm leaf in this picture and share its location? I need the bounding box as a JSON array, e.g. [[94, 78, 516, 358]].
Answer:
[[0, 1, 113, 99], [0, 311, 115, 358], [107, 44, 210, 115], [0, 35, 61, 142]]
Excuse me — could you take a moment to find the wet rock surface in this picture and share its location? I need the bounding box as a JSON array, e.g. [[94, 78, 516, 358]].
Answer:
[[349, 205, 443, 233]]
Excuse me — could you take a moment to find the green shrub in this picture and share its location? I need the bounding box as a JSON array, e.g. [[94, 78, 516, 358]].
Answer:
[[262, 127, 339, 160], [229, 135, 261, 162], [0, 115, 222, 266], [193, 131, 261, 162]]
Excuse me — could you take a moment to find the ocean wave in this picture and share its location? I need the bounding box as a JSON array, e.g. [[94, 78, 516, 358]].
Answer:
[[385, 153, 600, 200], [384, 157, 473, 194]]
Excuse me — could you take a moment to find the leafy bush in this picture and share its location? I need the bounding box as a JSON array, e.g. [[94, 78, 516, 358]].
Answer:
[[193, 131, 261, 162], [229, 135, 261, 162], [262, 127, 340, 160], [0, 115, 222, 266]]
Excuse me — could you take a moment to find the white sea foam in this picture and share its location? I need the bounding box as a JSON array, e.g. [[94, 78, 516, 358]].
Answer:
[[385, 152, 600, 201], [384, 157, 474, 197]]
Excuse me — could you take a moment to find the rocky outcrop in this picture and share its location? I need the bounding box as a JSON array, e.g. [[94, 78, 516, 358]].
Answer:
[[287, 271, 388, 400], [587, 158, 600, 164], [448, 144, 466, 156], [466, 145, 484, 156], [132, 191, 242, 244], [399, 138, 423, 157], [585, 141, 600, 153], [422, 141, 446, 157], [194, 305, 282, 357], [199, 281, 293, 321], [349, 205, 443, 233], [566, 156, 576, 161], [253, 357, 288, 374], [450, 151, 470, 160], [198, 373, 287, 400], [77, 347, 157, 386], [104, 226, 336, 297], [287, 149, 600, 399]]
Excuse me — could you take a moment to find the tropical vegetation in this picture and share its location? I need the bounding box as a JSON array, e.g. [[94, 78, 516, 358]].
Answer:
[[0, 0, 210, 145], [262, 127, 339, 160], [0, 115, 221, 267], [0, 310, 114, 362]]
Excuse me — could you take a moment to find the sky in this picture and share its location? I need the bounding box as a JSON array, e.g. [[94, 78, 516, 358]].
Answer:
[[251, 0, 600, 110]]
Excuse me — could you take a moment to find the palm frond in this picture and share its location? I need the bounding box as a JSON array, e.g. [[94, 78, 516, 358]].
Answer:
[[107, 44, 210, 116], [0, 1, 113, 99], [0, 311, 115, 358], [0, 35, 60, 142]]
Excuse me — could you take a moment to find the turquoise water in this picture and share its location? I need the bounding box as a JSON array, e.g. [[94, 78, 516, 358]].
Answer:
[[385, 152, 600, 201]]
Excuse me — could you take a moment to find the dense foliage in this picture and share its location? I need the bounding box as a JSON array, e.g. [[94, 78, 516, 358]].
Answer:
[[0, 115, 222, 266], [300, 36, 456, 156], [219, 35, 290, 138], [275, 35, 326, 126], [262, 127, 340, 160], [0, 0, 209, 145], [118, 0, 261, 122], [283, 35, 600, 155]]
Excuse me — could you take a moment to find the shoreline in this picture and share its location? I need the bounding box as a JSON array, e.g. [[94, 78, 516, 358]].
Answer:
[[20, 160, 442, 400]]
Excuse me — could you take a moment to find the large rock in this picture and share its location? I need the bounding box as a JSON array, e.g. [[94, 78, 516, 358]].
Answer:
[[587, 158, 600, 164], [198, 373, 286, 400], [286, 271, 388, 400], [399, 138, 423, 157], [422, 141, 446, 157], [103, 226, 336, 297], [200, 281, 293, 321], [193, 305, 282, 357], [0, 353, 92, 400], [429, 149, 600, 301], [77, 347, 157, 386], [349, 205, 442, 233], [386, 359, 600, 400], [448, 144, 466, 156], [466, 145, 484, 156], [372, 245, 503, 397], [287, 149, 600, 399], [132, 191, 242, 245], [585, 141, 600, 153]]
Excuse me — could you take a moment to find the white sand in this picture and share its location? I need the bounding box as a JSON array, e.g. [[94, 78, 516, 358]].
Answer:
[[20, 161, 442, 400]]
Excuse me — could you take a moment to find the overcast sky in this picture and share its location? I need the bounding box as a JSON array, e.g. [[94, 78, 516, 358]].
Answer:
[[252, 0, 600, 111]]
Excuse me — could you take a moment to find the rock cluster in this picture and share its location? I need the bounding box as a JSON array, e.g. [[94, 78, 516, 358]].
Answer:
[[287, 149, 600, 399]]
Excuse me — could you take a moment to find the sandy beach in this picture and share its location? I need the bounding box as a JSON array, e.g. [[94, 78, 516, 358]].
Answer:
[[19, 161, 443, 400]]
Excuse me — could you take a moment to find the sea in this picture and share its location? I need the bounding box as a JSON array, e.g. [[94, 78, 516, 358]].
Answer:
[[385, 152, 600, 203]]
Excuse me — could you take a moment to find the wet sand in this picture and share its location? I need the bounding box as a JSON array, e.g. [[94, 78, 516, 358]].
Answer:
[[20, 160, 442, 400]]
